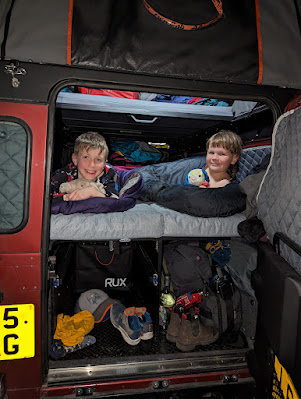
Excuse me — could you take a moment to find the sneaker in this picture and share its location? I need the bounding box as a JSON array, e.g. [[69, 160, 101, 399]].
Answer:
[[110, 303, 143, 345], [176, 315, 219, 352], [49, 339, 66, 360], [135, 307, 153, 340]]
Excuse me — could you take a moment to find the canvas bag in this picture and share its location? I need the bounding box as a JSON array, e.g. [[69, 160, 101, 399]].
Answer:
[[73, 241, 133, 294], [163, 242, 212, 296], [197, 274, 242, 335]]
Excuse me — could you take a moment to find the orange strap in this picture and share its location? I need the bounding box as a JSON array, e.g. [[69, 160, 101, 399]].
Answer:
[[143, 0, 223, 30], [255, 0, 263, 84], [67, 0, 74, 65], [95, 250, 115, 266]]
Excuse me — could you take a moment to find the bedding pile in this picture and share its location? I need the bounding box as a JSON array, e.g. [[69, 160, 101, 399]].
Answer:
[[50, 146, 272, 241], [138, 156, 246, 218], [51, 170, 144, 215]]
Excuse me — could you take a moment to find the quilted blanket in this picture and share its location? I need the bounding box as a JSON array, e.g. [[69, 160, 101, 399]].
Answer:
[[258, 107, 301, 274]]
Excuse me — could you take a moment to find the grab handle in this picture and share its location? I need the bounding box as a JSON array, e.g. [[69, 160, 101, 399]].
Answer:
[[130, 115, 158, 124]]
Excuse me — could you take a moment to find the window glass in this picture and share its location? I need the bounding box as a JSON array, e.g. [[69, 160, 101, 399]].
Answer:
[[0, 121, 28, 230]]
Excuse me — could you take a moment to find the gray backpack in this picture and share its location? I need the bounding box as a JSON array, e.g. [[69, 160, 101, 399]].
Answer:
[[163, 242, 212, 296], [198, 275, 242, 335]]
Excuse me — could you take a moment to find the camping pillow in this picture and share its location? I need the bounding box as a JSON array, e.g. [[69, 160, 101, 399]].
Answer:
[[156, 183, 246, 218]]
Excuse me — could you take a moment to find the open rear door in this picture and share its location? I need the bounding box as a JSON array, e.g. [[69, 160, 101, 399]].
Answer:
[[253, 238, 301, 398]]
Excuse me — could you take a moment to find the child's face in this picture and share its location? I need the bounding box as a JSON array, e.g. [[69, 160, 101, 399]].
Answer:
[[206, 144, 239, 174], [72, 147, 106, 181]]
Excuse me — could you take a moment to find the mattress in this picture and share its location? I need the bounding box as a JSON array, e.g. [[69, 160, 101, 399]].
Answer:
[[149, 203, 246, 238], [50, 203, 164, 241], [50, 202, 246, 241]]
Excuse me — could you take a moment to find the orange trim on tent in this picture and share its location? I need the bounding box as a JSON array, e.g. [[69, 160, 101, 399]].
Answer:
[[255, 0, 263, 84], [67, 0, 74, 65], [143, 0, 223, 30]]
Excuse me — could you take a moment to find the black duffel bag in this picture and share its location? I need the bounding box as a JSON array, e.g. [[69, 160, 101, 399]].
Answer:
[[73, 241, 133, 294]]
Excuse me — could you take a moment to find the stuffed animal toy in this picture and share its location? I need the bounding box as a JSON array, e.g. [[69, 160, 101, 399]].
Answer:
[[59, 179, 106, 195], [185, 169, 210, 187]]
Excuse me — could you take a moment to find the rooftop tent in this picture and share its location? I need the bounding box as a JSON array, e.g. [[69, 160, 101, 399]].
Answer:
[[1, 0, 301, 88]]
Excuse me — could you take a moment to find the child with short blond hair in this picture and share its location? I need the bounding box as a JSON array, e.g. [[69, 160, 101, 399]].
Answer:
[[204, 130, 242, 188], [51, 132, 118, 202]]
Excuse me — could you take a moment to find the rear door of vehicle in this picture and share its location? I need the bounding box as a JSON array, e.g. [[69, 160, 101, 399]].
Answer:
[[0, 101, 48, 398]]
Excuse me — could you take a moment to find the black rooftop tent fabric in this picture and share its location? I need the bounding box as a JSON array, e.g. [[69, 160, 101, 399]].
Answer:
[[3, 0, 70, 65], [2, 0, 301, 88], [258, 0, 301, 88], [70, 0, 259, 85]]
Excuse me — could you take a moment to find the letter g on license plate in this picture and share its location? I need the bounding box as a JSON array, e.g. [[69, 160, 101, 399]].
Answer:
[[0, 304, 35, 360]]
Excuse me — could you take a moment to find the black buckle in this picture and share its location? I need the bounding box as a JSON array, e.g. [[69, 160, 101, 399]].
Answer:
[[215, 277, 234, 300]]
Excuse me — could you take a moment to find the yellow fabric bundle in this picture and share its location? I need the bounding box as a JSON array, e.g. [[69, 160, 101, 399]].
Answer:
[[54, 310, 95, 346]]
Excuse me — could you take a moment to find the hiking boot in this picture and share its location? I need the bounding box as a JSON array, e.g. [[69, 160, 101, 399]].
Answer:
[[135, 307, 153, 340], [110, 303, 143, 345], [166, 311, 181, 343], [176, 315, 219, 352]]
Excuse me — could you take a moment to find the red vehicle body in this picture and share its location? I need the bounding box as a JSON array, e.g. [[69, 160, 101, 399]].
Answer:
[[0, 102, 47, 398], [1, 2, 301, 398]]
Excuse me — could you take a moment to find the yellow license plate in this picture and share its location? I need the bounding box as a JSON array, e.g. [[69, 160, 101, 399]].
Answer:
[[0, 304, 35, 361], [274, 355, 299, 398]]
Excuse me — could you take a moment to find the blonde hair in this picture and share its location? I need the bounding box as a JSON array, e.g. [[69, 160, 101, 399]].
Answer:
[[74, 132, 109, 159], [206, 130, 243, 181]]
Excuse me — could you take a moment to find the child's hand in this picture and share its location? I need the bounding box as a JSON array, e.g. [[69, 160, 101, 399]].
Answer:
[[63, 186, 106, 201]]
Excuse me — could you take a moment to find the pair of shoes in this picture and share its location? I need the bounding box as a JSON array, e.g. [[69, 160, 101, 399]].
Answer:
[[110, 303, 153, 345], [166, 309, 219, 352]]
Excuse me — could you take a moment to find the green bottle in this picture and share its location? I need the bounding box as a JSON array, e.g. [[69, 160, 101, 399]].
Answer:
[[161, 274, 176, 308]]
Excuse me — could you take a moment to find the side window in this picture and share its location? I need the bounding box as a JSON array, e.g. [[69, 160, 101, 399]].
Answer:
[[0, 120, 30, 232]]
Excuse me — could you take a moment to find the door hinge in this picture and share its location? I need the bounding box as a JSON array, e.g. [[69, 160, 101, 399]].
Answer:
[[48, 255, 61, 287], [4, 61, 26, 88]]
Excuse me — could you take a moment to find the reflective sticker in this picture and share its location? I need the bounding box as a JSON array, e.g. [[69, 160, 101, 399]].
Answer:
[[273, 355, 299, 399]]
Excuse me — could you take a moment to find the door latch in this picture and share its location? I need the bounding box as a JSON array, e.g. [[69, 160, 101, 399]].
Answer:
[[5, 61, 26, 88]]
